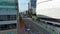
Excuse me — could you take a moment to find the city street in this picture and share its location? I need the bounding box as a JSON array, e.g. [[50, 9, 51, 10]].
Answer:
[[20, 15, 41, 34], [22, 15, 52, 34], [23, 18, 42, 34]]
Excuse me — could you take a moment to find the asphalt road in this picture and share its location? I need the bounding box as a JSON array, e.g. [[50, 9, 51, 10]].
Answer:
[[23, 18, 41, 34], [22, 18, 52, 34]]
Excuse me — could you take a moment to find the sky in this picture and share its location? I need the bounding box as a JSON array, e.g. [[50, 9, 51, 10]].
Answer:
[[19, 0, 30, 12]]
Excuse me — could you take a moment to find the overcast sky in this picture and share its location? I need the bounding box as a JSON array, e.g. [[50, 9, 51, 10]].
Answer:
[[19, 0, 30, 12]]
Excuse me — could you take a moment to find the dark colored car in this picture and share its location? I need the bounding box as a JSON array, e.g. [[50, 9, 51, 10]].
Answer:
[[25, 24, 30, 31]]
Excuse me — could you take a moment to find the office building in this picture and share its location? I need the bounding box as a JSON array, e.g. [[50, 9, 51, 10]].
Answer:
[[0, 0, 18, 34], [28, 0, 37, 18]]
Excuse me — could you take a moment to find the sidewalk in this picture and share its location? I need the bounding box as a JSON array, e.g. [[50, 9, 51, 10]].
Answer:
[[20, 26, 26, 34], [19, 16, 28, 34]]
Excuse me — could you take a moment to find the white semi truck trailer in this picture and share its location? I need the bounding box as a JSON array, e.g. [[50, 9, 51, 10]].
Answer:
[[36, 0, 60, 34]]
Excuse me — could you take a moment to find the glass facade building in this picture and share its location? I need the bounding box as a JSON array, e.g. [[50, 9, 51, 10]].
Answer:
[[0, 0, 18, 34], [28, 0, 37, 18], [31, 0, 36, 8], [30, 0, 36, 16]]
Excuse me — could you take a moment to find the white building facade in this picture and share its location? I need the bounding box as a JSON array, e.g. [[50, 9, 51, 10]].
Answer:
[[36, 0, 60, 34]]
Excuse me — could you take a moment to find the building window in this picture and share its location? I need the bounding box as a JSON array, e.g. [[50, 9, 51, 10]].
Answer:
[[0, 15, 16, 21], [8, 15, 16, 20], [0, 23, 17, 31], [31, 0, 36, 8], [0, 1, 16, 6], [10, 15, 16, 20]]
